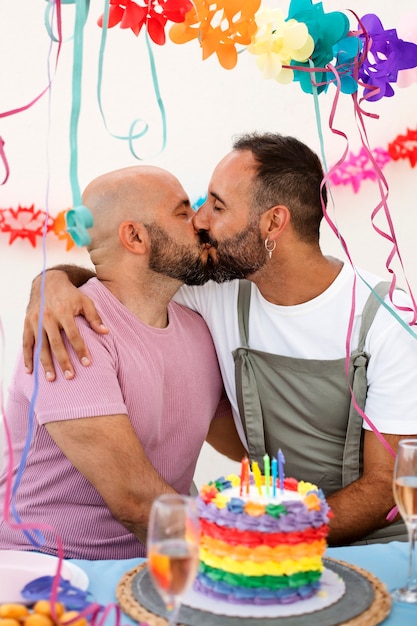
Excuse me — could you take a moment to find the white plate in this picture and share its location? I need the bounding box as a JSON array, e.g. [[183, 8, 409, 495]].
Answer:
[[0, 550, 89, 603], [182, 568, 345, 618]]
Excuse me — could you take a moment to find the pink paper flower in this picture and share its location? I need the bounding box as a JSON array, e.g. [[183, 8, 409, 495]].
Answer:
[[397, 11, 417, 88], [329, 147, 391, 193]]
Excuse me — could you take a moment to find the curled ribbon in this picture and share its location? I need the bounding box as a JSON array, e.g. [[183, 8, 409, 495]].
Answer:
[[65, 204, 94, 247]]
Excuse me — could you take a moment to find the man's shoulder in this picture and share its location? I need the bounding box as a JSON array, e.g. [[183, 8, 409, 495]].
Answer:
[[174, 280, 239, 310]]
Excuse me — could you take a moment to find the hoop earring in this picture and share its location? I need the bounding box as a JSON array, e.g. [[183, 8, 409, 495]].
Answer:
[[264, 237, 276, 259]]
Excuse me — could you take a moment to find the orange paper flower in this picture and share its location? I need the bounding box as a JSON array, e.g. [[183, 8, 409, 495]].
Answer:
[[169, 0, 261, 69], [51, 209, 75, 251]]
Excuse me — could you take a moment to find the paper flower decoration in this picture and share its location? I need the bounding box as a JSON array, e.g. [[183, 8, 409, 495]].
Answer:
[[329, 147, 391, 193], [246, 7, 314, 84], [0, 205, 54, 246], [169, 0, 261, 70], [357, 14, 417, 102], [51, 209, 75, 251], [97, 0, 193, 45], [396, 12, 417, 88], [388, 128, 417, 167], [323, 35, 362, 95], [65, 205, 94, 247], [287, 0, 350, 94]]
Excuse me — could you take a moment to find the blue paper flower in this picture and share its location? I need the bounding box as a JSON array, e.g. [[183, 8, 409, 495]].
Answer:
[[287, 0, 350, 94]]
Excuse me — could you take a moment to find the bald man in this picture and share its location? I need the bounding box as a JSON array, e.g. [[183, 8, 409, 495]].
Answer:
[[0, 166, 245, 559]]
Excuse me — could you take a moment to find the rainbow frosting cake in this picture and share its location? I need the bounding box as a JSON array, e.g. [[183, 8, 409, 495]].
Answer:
[[194, 473, 332, 605]]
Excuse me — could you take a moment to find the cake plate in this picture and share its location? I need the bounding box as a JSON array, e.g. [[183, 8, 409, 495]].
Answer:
[[116, 557, 391, 626]]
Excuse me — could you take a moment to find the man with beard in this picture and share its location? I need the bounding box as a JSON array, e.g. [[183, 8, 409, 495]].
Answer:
[[0, 165, 245, 559], [23, 133, 417, 546]]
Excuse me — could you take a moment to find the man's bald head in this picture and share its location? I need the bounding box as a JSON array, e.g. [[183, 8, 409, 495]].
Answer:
[[80, 164, 210, 289], [83, 165, 190, 265]]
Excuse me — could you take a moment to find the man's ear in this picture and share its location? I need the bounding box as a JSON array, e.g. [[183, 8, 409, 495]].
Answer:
[[119, 221, 148, 254], [262, 205, 291, 240]]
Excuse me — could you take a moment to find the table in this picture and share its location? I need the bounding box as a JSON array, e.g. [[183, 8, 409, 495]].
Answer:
[[69, 541, 416, 625]]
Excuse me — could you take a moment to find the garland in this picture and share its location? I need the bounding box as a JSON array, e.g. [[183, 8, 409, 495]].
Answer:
[[1, 1, 417, 247]]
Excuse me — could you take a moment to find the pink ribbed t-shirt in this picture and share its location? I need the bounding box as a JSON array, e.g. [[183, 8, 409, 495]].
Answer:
[[0, 279, 228, 558]]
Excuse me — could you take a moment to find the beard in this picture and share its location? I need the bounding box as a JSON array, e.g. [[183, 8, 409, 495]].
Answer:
[[197, 219, 268, 283], [145, 222, 210, 285]]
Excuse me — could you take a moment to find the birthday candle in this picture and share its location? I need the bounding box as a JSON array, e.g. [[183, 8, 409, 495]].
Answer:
[[271, 457, 277, 498], [278, 449, 286, 494], [263, 454, 270, 496], [240, 456, 249, 496], [252, 461, 263, 495]]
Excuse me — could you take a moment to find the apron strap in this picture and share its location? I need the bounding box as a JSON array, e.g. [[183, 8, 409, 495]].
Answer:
[[235, 280, 267, 464], [342, 281, 391, 486]]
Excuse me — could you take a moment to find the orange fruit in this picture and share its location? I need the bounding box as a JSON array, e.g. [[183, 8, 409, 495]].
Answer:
[[33, 602, 65, 620], [0, 619, 22, 626], [59, 612, 87, 626], [23, 615, 53, 626], [0, 606, 30, 620]]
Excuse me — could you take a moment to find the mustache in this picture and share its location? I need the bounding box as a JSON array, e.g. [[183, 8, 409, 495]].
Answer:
[[197, 229, 217, 247]]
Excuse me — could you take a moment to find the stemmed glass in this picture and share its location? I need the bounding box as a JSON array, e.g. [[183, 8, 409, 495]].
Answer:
[[392, 438, 417, 603], [147, 494, 200, 625]]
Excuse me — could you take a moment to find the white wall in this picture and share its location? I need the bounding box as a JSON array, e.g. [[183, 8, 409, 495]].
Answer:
[[1, 1, 417, 486]]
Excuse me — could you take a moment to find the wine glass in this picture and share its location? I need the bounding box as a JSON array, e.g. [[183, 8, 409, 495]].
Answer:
[[392, 438, 417, 603], [147, 494, 200, 625]]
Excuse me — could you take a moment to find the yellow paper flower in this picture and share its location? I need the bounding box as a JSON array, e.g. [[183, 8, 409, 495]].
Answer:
[[247, 7, 314, 83]]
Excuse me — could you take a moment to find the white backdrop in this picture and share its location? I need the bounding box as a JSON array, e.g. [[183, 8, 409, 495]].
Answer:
[[1, 0, 417, 484]]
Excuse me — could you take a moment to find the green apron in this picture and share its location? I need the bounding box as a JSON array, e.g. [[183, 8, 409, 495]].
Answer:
[[233, 279, 406, 544]]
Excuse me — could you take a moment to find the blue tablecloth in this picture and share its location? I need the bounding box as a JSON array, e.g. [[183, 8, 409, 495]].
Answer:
[[69, 542, 417, 625]]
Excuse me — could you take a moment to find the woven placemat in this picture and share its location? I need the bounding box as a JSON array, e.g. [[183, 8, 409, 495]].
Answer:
[[116, 557, 391, 626]]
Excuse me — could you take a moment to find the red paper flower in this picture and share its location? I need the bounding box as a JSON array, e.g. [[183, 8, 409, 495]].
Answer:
[[388, 128, 417, 167], [0, 205, 54, 247], [98, 0, 193, 45]]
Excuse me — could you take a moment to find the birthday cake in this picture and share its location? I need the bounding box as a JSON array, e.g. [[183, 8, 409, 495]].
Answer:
[[194, 463, 332, 605]]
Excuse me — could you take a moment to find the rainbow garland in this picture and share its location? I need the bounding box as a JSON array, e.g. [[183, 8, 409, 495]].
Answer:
[[1, 1, 417, 250], [98, 0, 417, 99]]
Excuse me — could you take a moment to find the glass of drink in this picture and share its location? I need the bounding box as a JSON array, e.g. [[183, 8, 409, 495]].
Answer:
[[147, 494, 200, 625], [392, 438, 417, 603]]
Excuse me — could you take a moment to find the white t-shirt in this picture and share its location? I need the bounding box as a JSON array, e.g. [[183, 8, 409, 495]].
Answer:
[[174, 262, 417, 444]]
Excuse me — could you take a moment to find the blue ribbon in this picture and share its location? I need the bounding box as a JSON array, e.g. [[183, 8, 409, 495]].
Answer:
[[21, 576, 92, 610]]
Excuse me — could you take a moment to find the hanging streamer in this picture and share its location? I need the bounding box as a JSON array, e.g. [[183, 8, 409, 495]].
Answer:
[[0, 0, 65, 185], [96, 0, 168, 162], [64, 0, 94, 247]]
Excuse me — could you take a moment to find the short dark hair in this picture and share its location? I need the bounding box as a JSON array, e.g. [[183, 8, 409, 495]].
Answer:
[[232, 132, 327, 243]]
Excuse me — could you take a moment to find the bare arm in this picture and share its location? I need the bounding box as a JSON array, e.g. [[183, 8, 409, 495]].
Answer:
[[23, 266, 107, 381], [206, 412, 247, 461], [45, 413, 176, 544], [326, 432, 412, 546]]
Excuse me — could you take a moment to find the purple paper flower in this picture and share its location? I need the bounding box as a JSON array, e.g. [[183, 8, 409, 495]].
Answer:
[[358, 13, 417, 101]]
